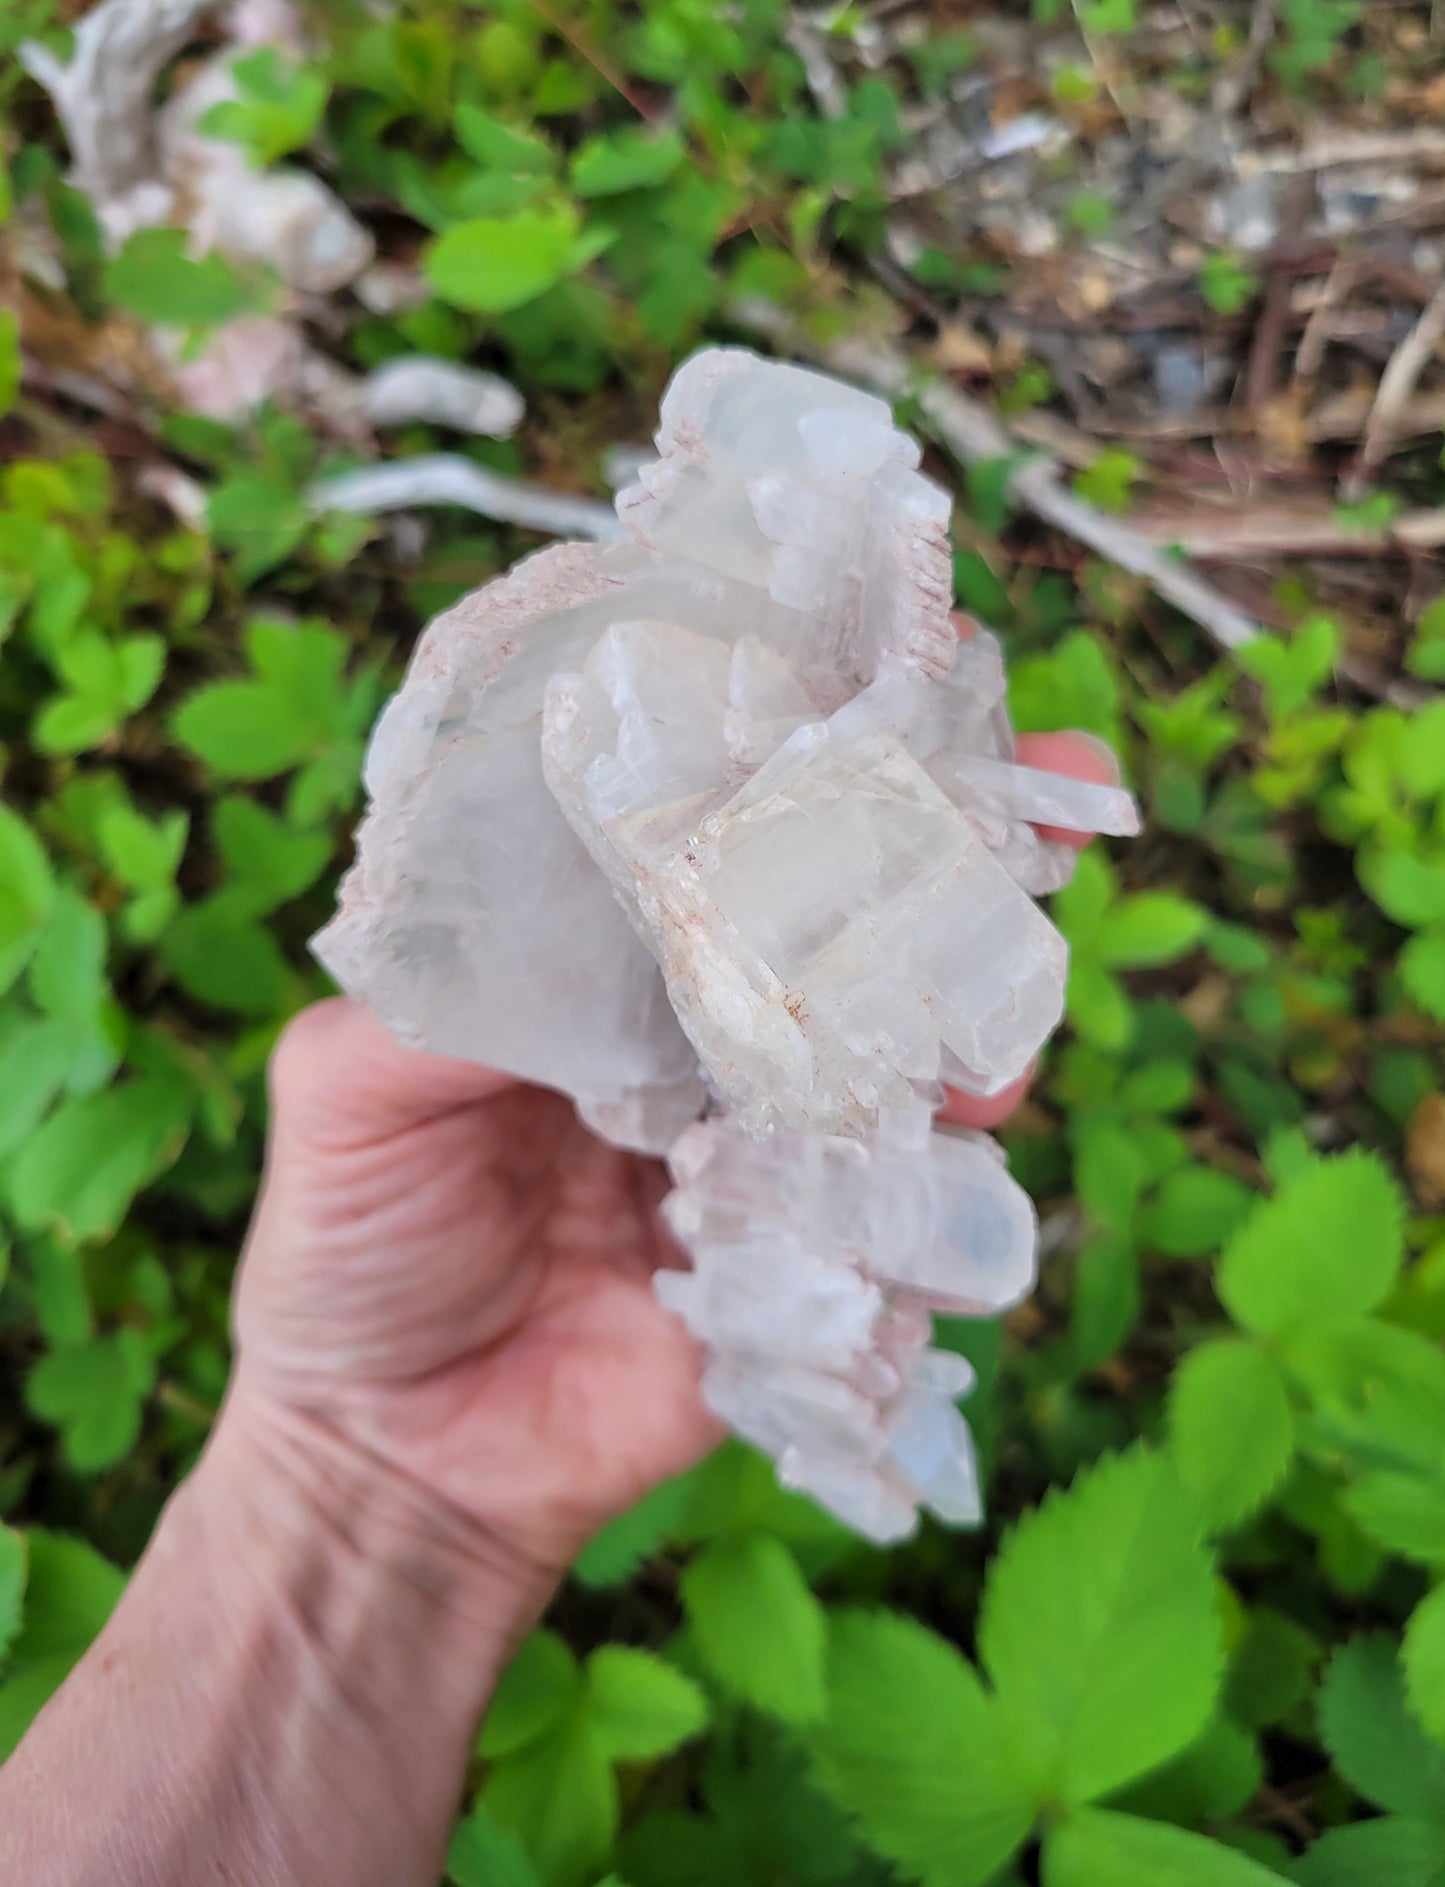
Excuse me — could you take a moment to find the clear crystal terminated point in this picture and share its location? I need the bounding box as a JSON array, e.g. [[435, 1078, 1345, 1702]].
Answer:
[[314, 346, 1139, 1543]]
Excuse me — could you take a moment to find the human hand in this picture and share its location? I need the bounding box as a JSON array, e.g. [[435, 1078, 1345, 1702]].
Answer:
[[228, 729, 1113, 1593]]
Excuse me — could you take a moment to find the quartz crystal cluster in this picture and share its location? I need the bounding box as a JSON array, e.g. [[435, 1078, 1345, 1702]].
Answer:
[[315, 348, 1139, 1542]]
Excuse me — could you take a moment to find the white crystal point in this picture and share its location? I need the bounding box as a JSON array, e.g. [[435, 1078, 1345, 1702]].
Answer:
[[617, 347, 957, 684], [658, 1110, 1021, 1540], [314, 344, 1143, 1538]]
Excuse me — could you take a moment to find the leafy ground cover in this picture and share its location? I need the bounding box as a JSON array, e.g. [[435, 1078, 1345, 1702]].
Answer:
[[2, 2, 1444, 1883]]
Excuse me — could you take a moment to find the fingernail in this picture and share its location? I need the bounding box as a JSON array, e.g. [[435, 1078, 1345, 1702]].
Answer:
[[1066, 730, 1123, 786]]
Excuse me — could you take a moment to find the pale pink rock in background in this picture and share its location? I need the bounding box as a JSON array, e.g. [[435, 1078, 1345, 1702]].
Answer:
[[314, 348, 1140, 1542]]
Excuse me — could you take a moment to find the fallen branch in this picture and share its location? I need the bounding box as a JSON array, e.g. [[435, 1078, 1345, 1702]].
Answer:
[[1132, 506, 1445, 558], [308, 455, 620, 541], [1358, 281, 1445, 476]]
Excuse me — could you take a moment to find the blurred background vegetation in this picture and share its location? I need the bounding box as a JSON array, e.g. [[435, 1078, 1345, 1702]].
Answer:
[[1, 1, 1444, 1882]]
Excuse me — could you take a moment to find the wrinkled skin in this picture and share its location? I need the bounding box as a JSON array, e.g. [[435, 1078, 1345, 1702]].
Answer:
[[235, 729, 1111, 1576]]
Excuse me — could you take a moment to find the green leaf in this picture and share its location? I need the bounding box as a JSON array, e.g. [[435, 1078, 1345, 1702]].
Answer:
[[1074, 1123, 1146, 1232], [0, 1525, 25, 1663], [1138, 1166, 1255, 1257], [1217, 1150, 1405, 1338], [0, 805, 55, 995], [1295, 1818, 1445, 1887], [1118, 1714, 1262, 1825], [196, 48, 328, 165], [103, 227, 254, 327], [206, 473, 309, 581], [1360, 851, 1445, 928], [0, 1530, 125, 1760], [572, 128, 684, 195], [1199, 252, 1260, 316], [1067, 958, 1133, 1049], [162, 899, 296, 1015], [1070, 1232, 1140, 1369], [213, 796, 331, 915], [1096, 894, 1207, 969], [453, 103, 555, 174], [1237, 616, 1339, 718], [978, 1447, 1221, 1804], [1401, 934, 1445, 1023], [426, 207, 591, 313], [572, 1472, 694, 1588], [1043, 1808, 1288, 1886], [681, 1533, 827, 1723], [8, 1076, 192, 1240], [447, 1807, 541, 1887], [26, 1329, 156, 1473], [1224, 1606, 1318, 1730], [810, 1610, 1035, 1887], [478, 1630, 582, 1759], [172, 681, 315, 778], [1318, 1634, 1445, 1815], [0, 1020, 73, 1158], [1403, 1586, 1445, 1749], [1169, 1340, 1295, 1531], [484, 1715, 617, 1887], [27, 887, 107, 1021], [586, 1646, 708, 1761]]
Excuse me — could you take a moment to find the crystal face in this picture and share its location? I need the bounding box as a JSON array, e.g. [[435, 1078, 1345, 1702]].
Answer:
[[315, 346, 1140, 1542]]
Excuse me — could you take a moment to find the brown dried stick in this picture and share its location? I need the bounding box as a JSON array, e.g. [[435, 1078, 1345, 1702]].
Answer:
[[1358, 281, 1445, 475]]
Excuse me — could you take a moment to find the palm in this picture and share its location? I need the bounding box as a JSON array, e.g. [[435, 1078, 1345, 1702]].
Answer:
[[234, 1000, 720, 1572]]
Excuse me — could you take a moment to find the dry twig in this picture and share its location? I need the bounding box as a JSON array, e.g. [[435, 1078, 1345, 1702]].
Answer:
[[1357, 281, 1445, 477]]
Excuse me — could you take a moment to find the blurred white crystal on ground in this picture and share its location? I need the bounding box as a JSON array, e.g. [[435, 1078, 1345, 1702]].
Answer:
[[314, 346, 1139, 1543]]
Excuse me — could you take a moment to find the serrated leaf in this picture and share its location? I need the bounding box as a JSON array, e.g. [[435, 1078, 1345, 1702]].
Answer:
[[484, 1715, 617, 1887], [572, 1472, 693, 1588], [978, 1447, 1221, 1804], [810, 1609, 1035, 1887], [1117, 1714, 1262, 1826], [447, 1807, 542, 1887], [1169, 1339, 1295, 1531], [7, 1077, 192, 1240], [26, 1329, 156, 1473], [478, 1629, 581, 1758], [0, 1529, 124, 1759], [587, 1646, 708, 1761], [1225, 1606, 1318, 1730], [1403, 1587, 1445, 1748], [1217, 1150, 1405, 1339], [1043, 1808, 1288, 1886], [1295, 1817, 1445, 1887], [681, 1533, 826, 1723], [1318, 1634, 1445, 1815]]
